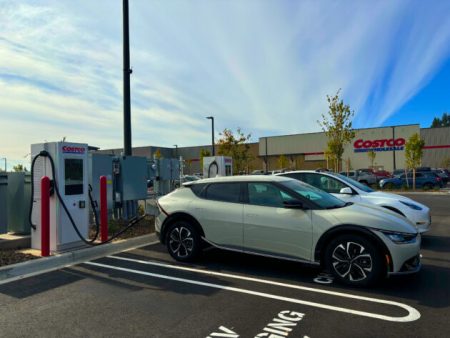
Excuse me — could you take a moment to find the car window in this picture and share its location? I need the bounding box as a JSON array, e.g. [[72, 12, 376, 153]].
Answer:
[[190, 183, 206, 197], [301, 173, 346, 193], [205, 183, 241, 203], [279, 180, 346, 209], [248, 183, 295, 207]]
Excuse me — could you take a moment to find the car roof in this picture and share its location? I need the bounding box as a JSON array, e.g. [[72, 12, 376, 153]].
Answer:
[[183, 175, 292, 186]]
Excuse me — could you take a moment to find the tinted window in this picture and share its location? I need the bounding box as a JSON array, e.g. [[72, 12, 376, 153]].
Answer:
[[299, 173, 347, 193], [205, 183, 241, 203], [190, 183, 206, 197], [247, 183, 296, 208], [279, 180, 346, 209]]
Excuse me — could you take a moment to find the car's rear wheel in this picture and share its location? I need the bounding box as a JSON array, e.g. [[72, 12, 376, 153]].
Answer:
[[325, 234, 384, 286], [166, 220, 201, 262]]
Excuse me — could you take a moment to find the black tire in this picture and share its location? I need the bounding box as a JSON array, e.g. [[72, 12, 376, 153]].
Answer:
[[165, 220, 201, 262], [325, 234, 385, 287]]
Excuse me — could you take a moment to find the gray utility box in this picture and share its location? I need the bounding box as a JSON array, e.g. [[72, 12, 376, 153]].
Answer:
[[0, 173, 7, 234], [158, 159, 180, 180], [7, 172, 31, 234], [88, 153, 114, 209], [118, 156, 148, 201]]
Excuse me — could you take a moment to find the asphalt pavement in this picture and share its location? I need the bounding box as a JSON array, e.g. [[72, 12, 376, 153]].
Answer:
[[0, 193, 449, 338]]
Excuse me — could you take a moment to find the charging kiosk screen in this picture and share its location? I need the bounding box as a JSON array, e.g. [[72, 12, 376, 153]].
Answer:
[[65, 159, 83, 195]]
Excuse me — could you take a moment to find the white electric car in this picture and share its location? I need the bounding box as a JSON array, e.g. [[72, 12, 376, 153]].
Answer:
[[278, 171, 431, 233], [156, 176, 421, 287]]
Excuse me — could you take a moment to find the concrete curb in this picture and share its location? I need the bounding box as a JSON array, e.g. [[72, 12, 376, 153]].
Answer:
[[0, 233, 158, 285]]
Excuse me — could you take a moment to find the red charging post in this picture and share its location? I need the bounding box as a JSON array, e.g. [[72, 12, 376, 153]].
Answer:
[[41, 176, 50, 257], [100, 176, 108, 242]]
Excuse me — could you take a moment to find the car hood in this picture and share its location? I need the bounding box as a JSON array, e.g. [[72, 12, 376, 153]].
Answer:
[[314, 202, 418, 234], [361, 191, 429, 209]]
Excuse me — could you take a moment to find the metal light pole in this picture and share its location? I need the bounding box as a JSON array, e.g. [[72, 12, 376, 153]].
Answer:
[[123, 0, 132, 156], [173, 144, 178, 158], [206, 116, 215, 156]]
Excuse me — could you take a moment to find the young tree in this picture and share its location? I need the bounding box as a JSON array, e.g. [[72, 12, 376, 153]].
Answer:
[[154, 149, 162, 159], [199, 148, 211, 170], [13, 164, 27, 172], [277, 154, 289, 169], [367, 150, 376, 168], [442, 157, 450, 169], [405, 133, 425, 190], [217, 128, 253, 174], [318, 89, 355, 172]]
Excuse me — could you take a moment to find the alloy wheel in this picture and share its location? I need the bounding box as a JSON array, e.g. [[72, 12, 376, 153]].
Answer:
[[331, 241, 373, 282], [168, 226, 194, 258]]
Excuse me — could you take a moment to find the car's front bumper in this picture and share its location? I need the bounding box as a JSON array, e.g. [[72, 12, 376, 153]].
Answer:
[[373, 230, 422, 275]]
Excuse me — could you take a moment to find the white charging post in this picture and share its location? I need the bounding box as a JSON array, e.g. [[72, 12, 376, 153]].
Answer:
[[30, 142, 89, 252], [202, 156, 233, 178]]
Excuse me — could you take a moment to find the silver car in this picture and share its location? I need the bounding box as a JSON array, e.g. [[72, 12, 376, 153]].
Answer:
[[155, 176, 421, 286]]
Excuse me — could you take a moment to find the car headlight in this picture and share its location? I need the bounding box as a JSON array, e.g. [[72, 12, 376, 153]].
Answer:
[[381, 230, 417, 244], [399, 200, 422, 210]]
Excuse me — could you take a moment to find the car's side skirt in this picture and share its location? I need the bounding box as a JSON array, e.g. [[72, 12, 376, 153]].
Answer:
[[202, 237, 320, 266]]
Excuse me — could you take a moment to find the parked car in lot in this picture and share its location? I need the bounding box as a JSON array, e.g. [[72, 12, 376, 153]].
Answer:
[[339, 170, 377, 185], [432, 169, 449, 185], [156, 175, 421, 286], [277, 170, 431, 233], [379, 172, 444, 190]]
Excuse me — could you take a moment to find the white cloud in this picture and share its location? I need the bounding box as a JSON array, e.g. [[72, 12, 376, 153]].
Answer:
[[1, 0, 450, 169]]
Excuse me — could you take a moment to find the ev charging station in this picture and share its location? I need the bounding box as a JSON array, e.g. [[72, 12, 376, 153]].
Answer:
[[30, 142, 89, 252], [203, 156, 233, 178]]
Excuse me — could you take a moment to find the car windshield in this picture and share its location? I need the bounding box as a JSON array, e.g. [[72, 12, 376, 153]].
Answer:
[[280, 179, 347, 209], [331, 173, 375, 193]]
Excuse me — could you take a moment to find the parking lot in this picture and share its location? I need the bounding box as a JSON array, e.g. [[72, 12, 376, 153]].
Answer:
[[0, 193, 449, 338]]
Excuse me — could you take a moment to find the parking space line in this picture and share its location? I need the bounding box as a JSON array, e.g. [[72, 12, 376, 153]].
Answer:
[[108, 255, 419, 320], [85, 260, 420, 322]]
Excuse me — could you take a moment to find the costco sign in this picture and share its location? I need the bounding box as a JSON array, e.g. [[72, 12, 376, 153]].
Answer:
[[353, 138, 405, 153]]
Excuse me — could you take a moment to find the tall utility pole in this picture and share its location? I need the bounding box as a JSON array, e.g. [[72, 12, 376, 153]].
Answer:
[[123, 0, 132, 156], [206, 116, 215, 156]]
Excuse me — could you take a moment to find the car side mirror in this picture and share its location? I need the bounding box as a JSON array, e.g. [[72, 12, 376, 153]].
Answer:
[[283, 200, 307, 209], [339, 187, 353, 195]]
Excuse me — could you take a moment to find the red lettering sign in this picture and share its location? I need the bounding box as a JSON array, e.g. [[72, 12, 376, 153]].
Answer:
[[353, 138, 406, 149]]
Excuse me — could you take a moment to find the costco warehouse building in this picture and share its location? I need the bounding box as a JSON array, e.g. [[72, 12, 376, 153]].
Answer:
[[100, 124, 450, 174]]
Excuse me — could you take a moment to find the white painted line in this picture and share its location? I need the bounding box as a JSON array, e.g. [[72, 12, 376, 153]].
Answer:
[[107, 255, 419, 320], [85, 261, 420, 322]]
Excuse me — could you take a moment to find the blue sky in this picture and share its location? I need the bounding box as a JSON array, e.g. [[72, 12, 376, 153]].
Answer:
[[1, 0, 450, 169]]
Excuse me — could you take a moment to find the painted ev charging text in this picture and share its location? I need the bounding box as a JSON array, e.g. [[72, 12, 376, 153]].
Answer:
[[255, 310, 305, 338], [206, 311, 306, 338], [206, 326, 239, 338]]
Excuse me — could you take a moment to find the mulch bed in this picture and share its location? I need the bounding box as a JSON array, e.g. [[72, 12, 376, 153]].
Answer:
[[0, 250, 39, 267], [0, 216, 155, 268]]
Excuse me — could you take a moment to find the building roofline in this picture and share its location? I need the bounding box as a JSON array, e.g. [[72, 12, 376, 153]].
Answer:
[[258, 124, 420, 140]]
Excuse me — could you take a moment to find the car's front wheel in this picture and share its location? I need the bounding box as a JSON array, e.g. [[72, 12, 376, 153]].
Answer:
[[325, 234, 385, 286], [166, 220, 201, 262]]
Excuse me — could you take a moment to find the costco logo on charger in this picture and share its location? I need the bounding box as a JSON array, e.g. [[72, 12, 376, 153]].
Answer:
[[62, 146, 86, 154]]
